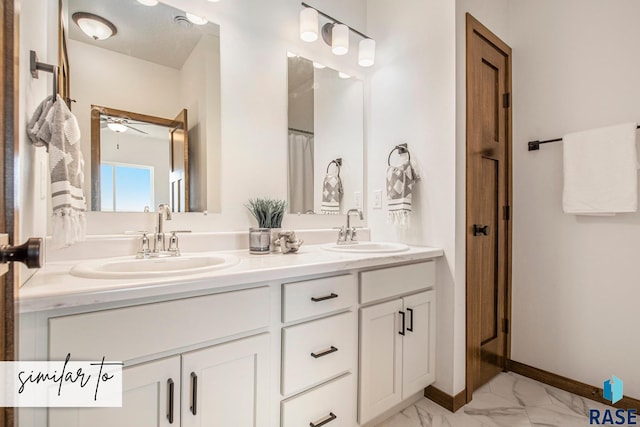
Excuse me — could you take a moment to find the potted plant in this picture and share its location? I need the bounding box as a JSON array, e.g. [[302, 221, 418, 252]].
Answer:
[[246, 198, 287, 254]]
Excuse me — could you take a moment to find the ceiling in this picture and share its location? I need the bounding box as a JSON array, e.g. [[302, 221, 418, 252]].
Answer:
[[67, 0, 220, 69]]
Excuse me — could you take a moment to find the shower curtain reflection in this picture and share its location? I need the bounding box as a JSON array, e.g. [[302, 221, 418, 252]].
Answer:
[[288, 131, 314, 214]]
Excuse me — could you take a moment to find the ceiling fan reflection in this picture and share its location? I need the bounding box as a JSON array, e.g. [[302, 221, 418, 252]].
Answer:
[[100, 116, 149, 134]]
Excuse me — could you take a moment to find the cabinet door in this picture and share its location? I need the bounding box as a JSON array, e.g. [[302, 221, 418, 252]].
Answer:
[[402, 290, 436, 398], [358, 299, 403, 425], [49, 356, 180, 427], [181, 333, 269, 427]]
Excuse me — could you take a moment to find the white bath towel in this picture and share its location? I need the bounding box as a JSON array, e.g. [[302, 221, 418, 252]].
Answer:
[[27, 95, 87, 247], [563, 122, 638, 215]]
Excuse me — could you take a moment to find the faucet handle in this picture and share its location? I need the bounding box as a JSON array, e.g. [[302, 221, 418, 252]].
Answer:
[[136, 233, 151, 259], [168, 232, 180, 257]]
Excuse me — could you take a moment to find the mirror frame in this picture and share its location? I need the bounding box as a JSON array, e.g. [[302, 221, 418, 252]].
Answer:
[[90, 105, 190, 212]]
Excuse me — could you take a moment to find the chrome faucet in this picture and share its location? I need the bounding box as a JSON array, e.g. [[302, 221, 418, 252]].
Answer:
[[153, 204, 172, 253], [337, 208, 364, 245]]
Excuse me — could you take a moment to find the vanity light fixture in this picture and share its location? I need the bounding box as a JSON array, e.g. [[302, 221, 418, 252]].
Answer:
[[312, 61, 326, 69], [299, 7, 319, 42], [331, 24, 349, 55], [72, 12, 117, 41], [287, 51, 298, 58], [136, 0, 158, 6], [358, 38, 376, 67], [185, 12, 208, 25], [338, 71, 350, 79], [299, 3, 376, 66]]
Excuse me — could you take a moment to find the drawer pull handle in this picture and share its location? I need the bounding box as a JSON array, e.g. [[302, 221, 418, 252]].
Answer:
[[190, 372, 198, 415], [311, 293, 338, 302], [310, 412, 337, 427], [167, 378, 174, 424], [310, 346, 338, 359], [399, 310, 406, 336], [407, 307, 414, 332]]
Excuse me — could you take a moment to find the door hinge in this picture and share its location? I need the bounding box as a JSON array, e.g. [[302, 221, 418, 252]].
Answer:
[[503, 92, 511, 108], [503, 205, 511, 221], [503, 318, 510, 335]]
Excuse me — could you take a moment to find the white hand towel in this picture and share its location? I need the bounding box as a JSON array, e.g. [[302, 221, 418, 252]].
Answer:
[[563, 122, 638, 215]]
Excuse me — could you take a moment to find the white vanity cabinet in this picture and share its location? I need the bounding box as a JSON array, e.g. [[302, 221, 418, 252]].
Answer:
[[280, 274, 358, 426], [358, 262, 436, 425], [46, 287, 271, 427]]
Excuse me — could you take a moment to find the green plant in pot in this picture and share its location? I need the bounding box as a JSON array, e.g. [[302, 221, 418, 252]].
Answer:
[[246, 198, 287, 254]]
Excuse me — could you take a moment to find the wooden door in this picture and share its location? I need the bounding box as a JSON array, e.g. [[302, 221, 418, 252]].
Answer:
[[0, 1, 18, 426], [358, 299, 402, 425], [49, 356, 181, 427], [169, 109, 188, 212], [401, 291, 436, 398], [181, 333, 269, 427], [465, 13, 512, 401]]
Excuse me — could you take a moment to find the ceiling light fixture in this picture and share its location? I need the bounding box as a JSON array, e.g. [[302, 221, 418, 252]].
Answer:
[[136, 0, 158, 6], [72, 12, 117, 41], [185, 12, 208, 25], [107, 122, 128, 133], [299, 2, 376, 67]]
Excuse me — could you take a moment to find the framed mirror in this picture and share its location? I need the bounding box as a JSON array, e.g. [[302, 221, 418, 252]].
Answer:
[[287, 55, 364, 215], [91, 105, 189, 212], [62, 0, 221, 213]]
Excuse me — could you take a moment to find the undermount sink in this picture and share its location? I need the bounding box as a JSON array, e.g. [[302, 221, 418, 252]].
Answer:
[[70, 253, 239, 279], [322, 242, 410, 253]]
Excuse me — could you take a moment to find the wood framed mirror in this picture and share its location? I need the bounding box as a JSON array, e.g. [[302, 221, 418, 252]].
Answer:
[[90, 105, 189, 212]]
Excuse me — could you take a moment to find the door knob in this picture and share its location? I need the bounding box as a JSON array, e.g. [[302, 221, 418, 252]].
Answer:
[[0, 237, 43, 269], [472, 224, 489, 236]]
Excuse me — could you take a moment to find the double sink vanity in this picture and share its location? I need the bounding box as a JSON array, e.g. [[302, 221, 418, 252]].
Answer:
[[18, 234, 442, 427]]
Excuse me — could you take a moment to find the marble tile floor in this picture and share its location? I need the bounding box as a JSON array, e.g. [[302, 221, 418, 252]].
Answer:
[[376, 372, 615, 427]]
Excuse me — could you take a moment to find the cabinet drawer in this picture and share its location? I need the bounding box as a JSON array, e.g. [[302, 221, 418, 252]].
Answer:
[[49, 287, 270, 361], [360, 261, 435, 304], [282, 274, 356, 323], [281, 373, 355, 427], [282, 312, 355, 396]]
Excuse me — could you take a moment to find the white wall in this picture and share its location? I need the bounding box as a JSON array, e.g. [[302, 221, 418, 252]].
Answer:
[[509, 0, 640, 398], [366, 0, 457, 394]]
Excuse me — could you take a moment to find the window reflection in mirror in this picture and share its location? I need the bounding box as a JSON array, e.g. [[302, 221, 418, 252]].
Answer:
[[287, 55, 364, 215], [63, 0, 221, 213]]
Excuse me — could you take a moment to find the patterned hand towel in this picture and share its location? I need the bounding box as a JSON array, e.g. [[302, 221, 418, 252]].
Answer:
[[386, 160, 420, 227], [321, 173, 343, 214], [28, 95, 87, 247]]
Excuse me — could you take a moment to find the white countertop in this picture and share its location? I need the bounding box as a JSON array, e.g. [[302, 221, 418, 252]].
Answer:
[[19, 244, 443, 313]]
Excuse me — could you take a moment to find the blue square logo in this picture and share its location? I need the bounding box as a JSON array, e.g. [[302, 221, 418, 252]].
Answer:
[[603, 375, 623, 404]]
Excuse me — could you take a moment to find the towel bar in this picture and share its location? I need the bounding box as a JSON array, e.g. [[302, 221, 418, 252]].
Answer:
[[30, 50, 59, 99], [528, 125, 640, 151]]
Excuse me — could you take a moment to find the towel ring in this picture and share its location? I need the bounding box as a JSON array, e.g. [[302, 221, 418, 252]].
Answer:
[[326, 158, 342, 174], [388, 144, 411, 166]]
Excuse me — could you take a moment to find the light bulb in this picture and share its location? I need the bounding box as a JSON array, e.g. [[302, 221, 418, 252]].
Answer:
[[300, 8, 318, 42], [331, 24, 349, 55], [108, 122, 128, 133], [358, 38, 376, 67]]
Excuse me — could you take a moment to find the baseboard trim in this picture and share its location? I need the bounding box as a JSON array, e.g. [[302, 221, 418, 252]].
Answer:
[[424, 385, 467, 412], [508, 359, 640, 411]]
